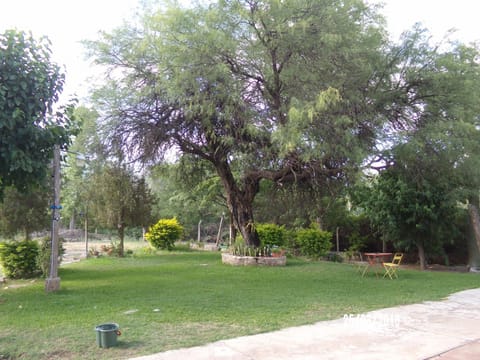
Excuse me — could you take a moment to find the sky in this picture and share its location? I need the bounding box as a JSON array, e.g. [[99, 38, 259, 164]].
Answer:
[[368, 0, 480, 42], [1, 0, 479, 102], [0, 0, 140, 101]]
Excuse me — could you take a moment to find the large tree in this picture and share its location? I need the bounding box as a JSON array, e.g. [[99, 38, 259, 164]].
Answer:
[[0, 30, 74, 197], [358, 156, 461, 270], [356, 33, 480, 269], [88, 0, 397, 246]]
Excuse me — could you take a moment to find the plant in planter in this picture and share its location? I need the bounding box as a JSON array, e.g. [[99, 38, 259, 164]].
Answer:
[[223, 236, 286, 266], [271, 246, 286, 257]]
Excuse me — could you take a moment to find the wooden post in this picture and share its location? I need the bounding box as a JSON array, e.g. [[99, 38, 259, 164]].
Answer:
[[197, 219, 202, 243], [216, 214, 224, 246], [46, 145, 61, 292], [336, 227, 340, 253]]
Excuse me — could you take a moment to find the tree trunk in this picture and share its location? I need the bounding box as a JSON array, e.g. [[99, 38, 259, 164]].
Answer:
[[467, 202, 480, 271], [417, 241, 426, 270], [216, 161, 260, 247], [197, 220, 202, 243], [69, 212, 75, 231], [229, 212, 236, 245], [117, 221, 125, 257], [232, 197, 260, 247]]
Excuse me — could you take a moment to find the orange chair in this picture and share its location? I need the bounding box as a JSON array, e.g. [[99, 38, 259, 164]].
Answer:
[[383, 253, 403, 279]]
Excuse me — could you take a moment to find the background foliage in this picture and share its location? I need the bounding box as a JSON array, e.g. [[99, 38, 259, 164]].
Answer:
[[0, 30, 75, 198], [296, 227, 333, 258]]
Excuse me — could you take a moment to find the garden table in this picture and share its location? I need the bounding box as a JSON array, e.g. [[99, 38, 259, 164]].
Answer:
[[361, 252, 392, 277]]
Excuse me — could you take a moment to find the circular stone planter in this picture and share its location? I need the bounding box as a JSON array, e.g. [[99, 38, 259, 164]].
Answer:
[[221, 252, 286, 266]]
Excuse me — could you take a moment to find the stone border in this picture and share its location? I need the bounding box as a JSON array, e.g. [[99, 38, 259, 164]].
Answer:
[[221, 252, 286, 266]]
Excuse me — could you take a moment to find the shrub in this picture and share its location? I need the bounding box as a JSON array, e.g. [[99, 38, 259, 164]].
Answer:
[[135, 246, 156, 257], [36, 236, 65, 277], [99, 241, 122, 257], [0, 240, 40, 279], [145, 218, 183, 250], [256, 223, 286, 247], [295, 227, 332, 258]]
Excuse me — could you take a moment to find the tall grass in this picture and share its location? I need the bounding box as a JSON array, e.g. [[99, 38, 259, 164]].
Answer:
[[0, 251, 478, 359]]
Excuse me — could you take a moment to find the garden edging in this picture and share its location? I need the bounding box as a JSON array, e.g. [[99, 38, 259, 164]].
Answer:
[[221, 252, 286, 266]]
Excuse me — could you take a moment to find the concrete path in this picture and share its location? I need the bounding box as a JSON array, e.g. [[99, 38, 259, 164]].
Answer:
[[131, 288, 480, 360]]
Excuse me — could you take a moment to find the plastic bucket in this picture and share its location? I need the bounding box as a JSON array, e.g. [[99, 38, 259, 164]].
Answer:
[[95, 323, 121, 348]]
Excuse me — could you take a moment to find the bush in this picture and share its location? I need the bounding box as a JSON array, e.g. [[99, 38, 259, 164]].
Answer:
[[36, 236, 65, 277], [99, 241, 123, 257], [145, 218, 183, 250], [0, 240, 40, 279], [295, 227, 332, 258], [135, 246, 156, 257], [256, 223, 286, 247]]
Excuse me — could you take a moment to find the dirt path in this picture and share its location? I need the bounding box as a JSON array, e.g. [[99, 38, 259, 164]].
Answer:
[[62, 241, 89, 264], [61, 239, 148, 265], [62, 240, 113, 264]]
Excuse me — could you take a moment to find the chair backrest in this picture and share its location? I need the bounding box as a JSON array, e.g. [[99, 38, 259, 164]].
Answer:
[[391, 253, 403, 265]]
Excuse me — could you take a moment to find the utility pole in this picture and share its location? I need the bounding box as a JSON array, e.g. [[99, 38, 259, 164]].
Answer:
[[45, 145, 61, 292]]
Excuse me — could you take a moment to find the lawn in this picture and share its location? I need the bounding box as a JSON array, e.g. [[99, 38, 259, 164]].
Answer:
[[0, 249, 478, 359]]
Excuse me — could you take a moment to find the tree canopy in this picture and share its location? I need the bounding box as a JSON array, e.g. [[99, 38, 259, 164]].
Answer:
[[354, 34, 480, 267], [0, 30, 75, 197], [87, 0, 397, 246], [87, 0, 480, 250]]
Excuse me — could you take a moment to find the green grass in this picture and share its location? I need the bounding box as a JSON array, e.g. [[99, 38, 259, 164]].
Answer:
[[0, 251, 478, 359]]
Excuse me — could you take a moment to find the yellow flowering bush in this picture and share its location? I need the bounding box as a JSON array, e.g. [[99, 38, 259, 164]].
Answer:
[[145, 218, 183, 250]]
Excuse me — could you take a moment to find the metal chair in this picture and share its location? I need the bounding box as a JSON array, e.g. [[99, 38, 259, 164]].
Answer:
[[383, 253, 403, 279]]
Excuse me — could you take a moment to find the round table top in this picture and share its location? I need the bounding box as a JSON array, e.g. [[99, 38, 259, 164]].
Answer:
[[364, 252, 392, 256]]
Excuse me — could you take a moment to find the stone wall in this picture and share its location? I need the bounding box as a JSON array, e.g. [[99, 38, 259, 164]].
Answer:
[[221, 253, 286, 266]]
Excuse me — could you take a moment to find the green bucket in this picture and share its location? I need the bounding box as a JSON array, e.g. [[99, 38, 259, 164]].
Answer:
[[95, 323, 121, 348]]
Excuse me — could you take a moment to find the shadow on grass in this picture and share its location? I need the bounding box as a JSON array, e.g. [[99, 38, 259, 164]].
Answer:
[[113, 340, 145, 349]]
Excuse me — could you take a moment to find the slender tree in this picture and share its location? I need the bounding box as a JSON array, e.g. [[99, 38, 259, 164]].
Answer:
[[63, 106, 107, 230], [63, 106, 155, 253], [85, 164, 155, 255]]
